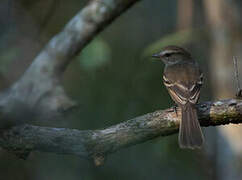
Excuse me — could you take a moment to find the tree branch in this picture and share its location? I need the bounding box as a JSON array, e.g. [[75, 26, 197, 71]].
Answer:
[[1, 0, 241, 167], [0, 99, 241, 165], [0, 0, 140, 125]]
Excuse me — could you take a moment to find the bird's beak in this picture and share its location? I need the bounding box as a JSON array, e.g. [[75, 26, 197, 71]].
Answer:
[[151, 53, 160, 58]]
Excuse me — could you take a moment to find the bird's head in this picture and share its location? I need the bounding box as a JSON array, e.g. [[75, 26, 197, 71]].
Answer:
[[152, 45, 192, 65]]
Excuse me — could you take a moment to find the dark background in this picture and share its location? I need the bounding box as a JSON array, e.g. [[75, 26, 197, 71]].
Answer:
[[0, 0, 241, 179]]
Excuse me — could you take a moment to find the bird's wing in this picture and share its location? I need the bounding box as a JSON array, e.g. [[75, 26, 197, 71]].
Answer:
[[163, 72, 203, 105]]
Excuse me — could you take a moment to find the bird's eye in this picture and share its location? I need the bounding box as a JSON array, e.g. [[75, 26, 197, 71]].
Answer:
[[164, 53, 171, 57]]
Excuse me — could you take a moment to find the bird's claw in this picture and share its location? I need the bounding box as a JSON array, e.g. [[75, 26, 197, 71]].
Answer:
[[173, 105, 178, 117]]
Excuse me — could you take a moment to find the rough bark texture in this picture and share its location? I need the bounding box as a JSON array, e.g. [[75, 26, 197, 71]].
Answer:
[[0, 0, 241, 167], [0, 0, 141, 126], [0, 99, 241, 165]]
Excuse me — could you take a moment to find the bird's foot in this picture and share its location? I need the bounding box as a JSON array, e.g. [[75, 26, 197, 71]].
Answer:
[[172, 105, 178, 117]]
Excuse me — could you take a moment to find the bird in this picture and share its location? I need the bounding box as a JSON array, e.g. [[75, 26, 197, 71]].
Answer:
[[152, 45, 204, 149]]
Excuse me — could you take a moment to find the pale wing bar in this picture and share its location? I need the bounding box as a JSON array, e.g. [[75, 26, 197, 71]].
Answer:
[[163, 74, 203, 105]]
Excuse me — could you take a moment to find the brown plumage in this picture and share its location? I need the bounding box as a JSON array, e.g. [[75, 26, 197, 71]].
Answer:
[[152, 46, 204, 149]]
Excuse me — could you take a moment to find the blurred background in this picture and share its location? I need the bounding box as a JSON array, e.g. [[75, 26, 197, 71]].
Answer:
[[0, 0, 241, 179]]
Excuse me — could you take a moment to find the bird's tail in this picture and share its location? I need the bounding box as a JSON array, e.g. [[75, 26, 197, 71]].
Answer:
[[179, 103, 204, 149]]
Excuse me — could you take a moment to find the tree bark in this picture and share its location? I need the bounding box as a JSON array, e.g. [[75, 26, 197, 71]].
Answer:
[[0, 0, 241, 168], [0, 0, 141, 126], [0, 99, 241, 165]]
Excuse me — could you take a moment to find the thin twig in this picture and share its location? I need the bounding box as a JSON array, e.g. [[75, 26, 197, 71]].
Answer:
[[233, 56, 242, 97]]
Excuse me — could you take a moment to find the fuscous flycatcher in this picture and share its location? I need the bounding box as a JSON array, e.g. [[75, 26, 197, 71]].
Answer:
[[152, 45, 204, 149]]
